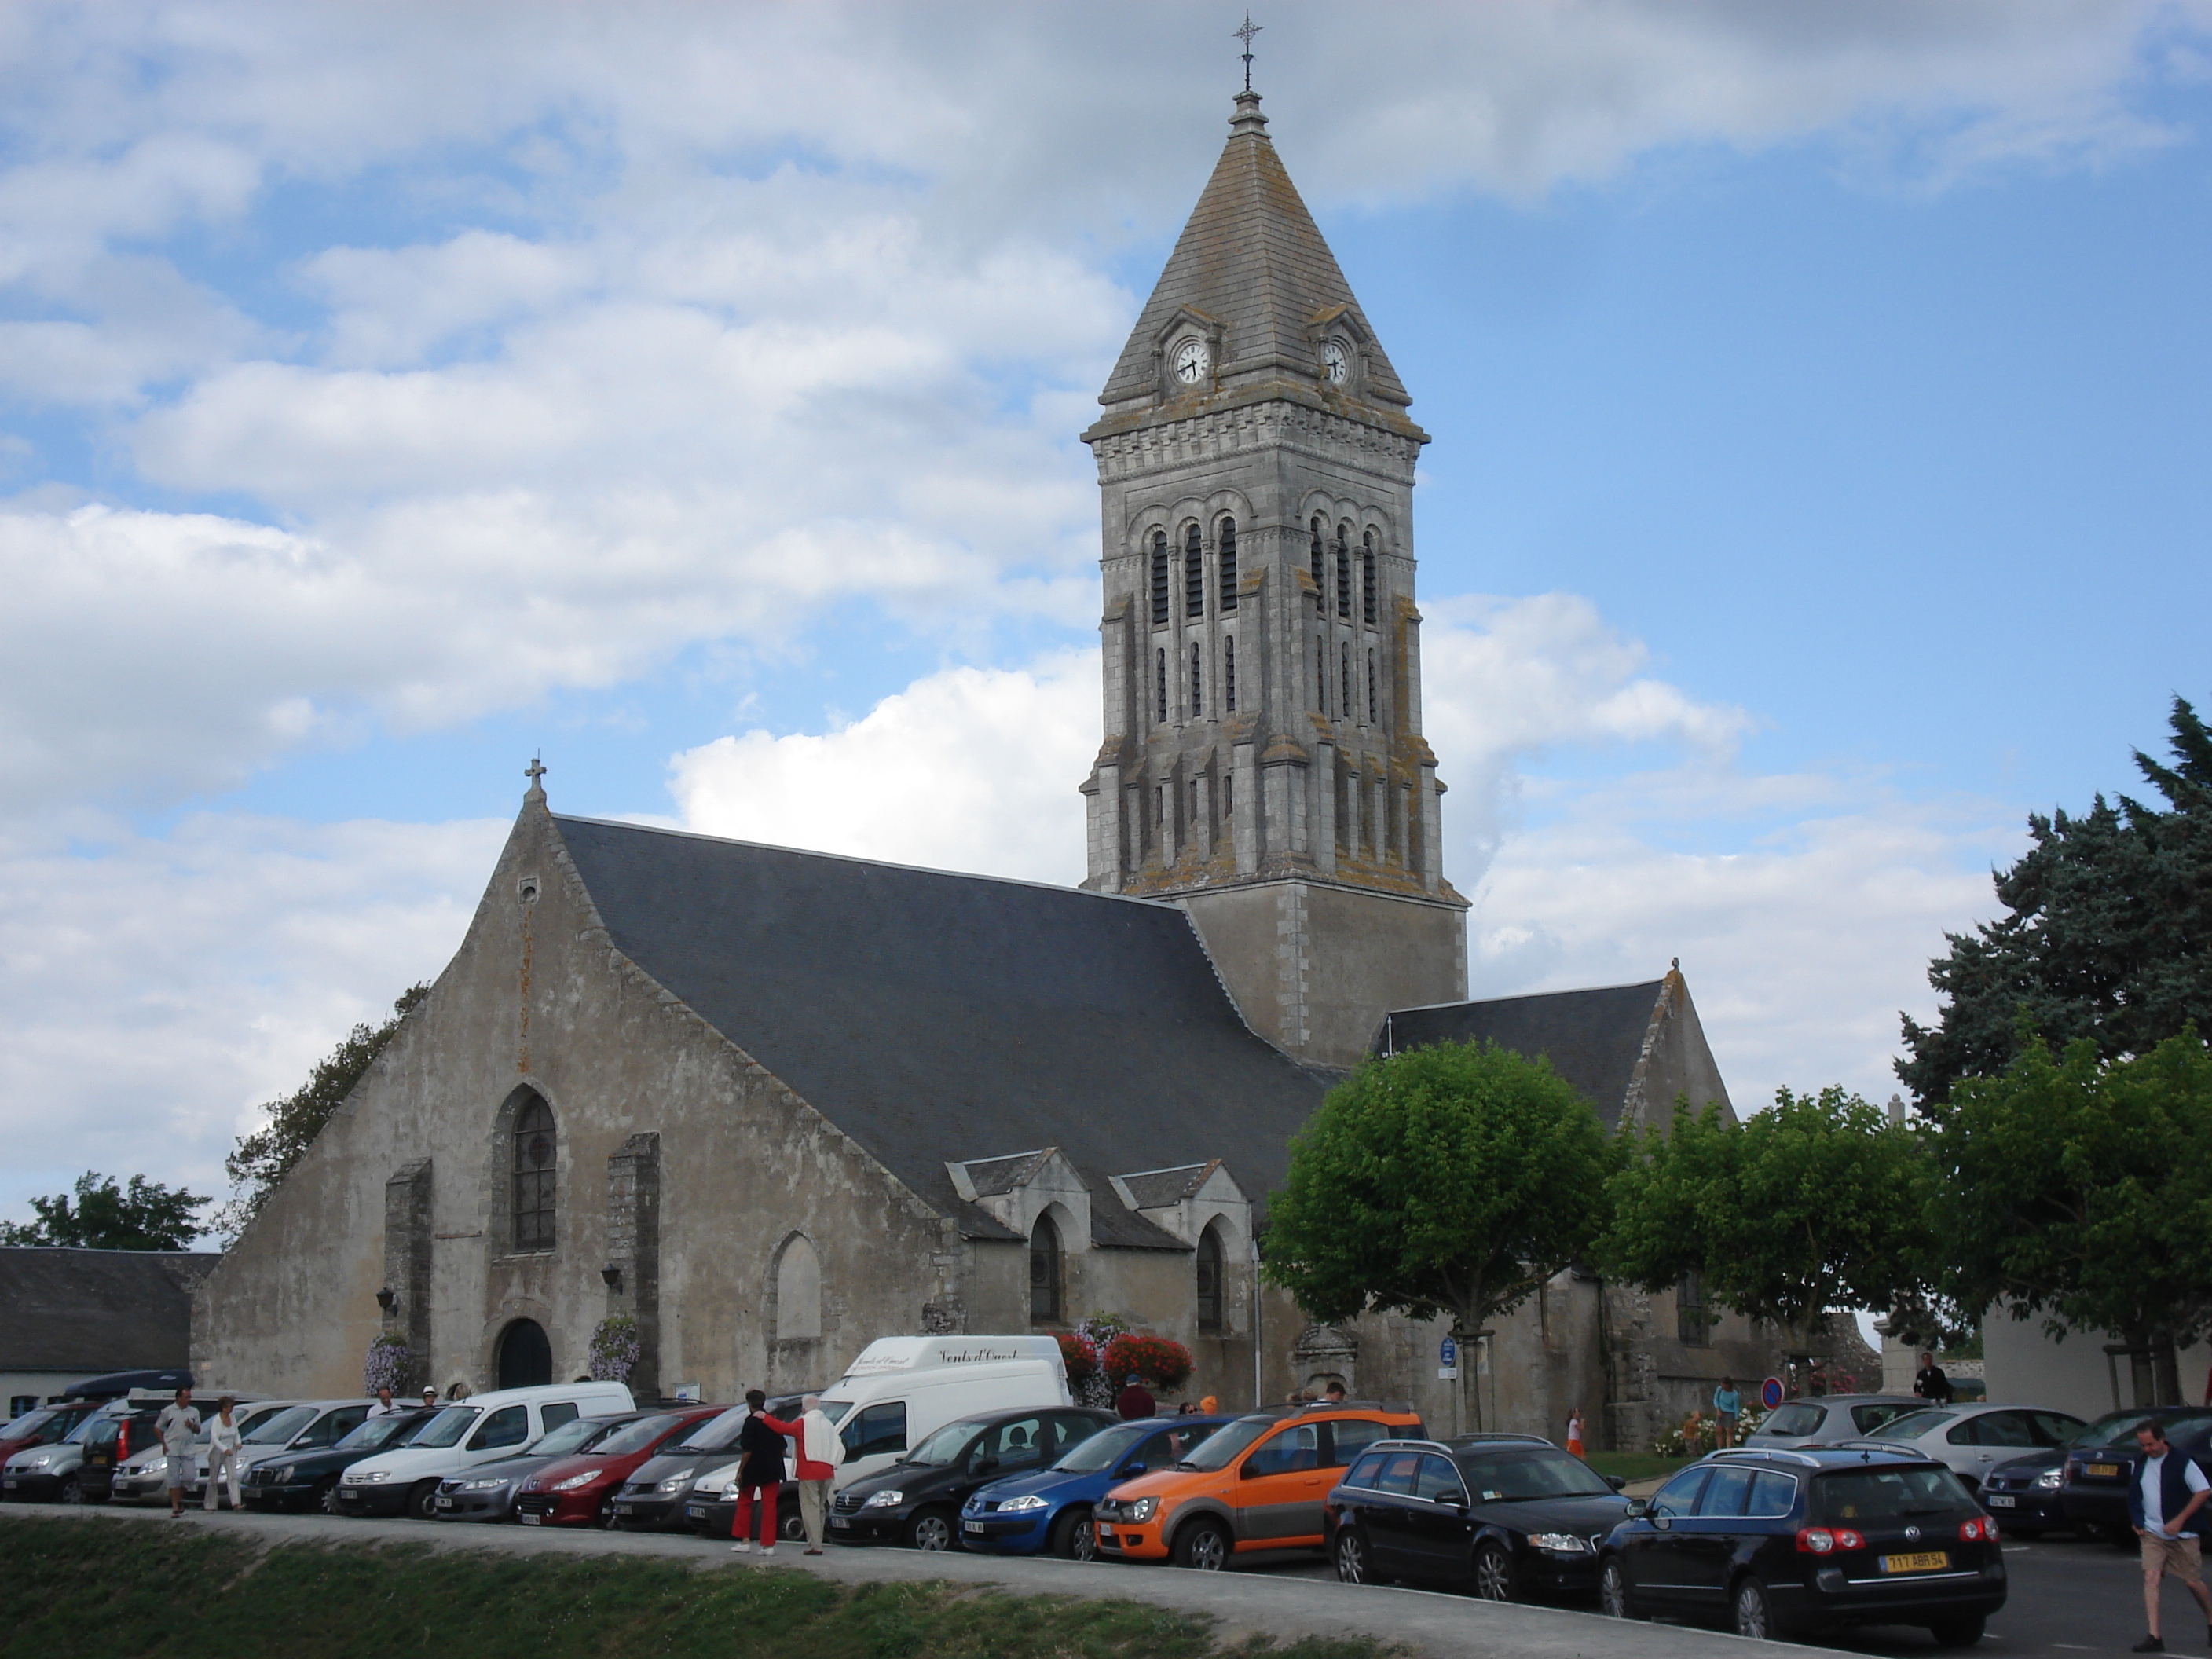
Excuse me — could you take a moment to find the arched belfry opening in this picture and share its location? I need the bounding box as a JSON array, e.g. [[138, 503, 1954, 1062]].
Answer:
[[496, 1317, 552, 1389]]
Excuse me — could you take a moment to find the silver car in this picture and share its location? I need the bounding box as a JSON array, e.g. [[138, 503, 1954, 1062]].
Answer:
[[1845, 1403, 2086, 1495], [1740, 1394, 1926, 1449], [190, 1399, 374, 1498], [114, 1400, 300, 1504]]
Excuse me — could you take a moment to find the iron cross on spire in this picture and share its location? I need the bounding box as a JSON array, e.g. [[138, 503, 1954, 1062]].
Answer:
[[1234, 11, 1261, 93]]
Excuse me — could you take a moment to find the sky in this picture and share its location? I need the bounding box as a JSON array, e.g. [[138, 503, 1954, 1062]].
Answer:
[[2, 1, 2208, 1235]]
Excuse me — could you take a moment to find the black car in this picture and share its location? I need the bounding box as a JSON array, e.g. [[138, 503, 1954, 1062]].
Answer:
[[1599, 1448, 2005, 1646], [676, 1393, 821, 1540], [2060, 1408, 2212, 1543], [1979, 1408, 2175, 1537], [437, 1412, 642, 1522], [612, 1403, 756, 1530], [830, 1407, 1118, 1551], [244, 1411, 438, 1514], [1326, 1437, 1629, 1601], [73, 1405, 165, 1503]]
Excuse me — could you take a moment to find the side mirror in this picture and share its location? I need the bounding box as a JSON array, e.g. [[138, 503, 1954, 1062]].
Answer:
[[1624, 1499, 1648, 1519], [1117, 1463, 1145, 1479], [972, 1455, 999, 1475], [1606, 1475, 1628, 1491], [841, 1444, 859, 1464], [1437, 1489, 1467, 1509]]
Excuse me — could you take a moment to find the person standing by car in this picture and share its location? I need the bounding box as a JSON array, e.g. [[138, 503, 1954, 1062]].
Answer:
[[729, 1390, 785, 1555], [1116, 1376, 1156, 1420], [202, 1397, 244, 1511], [1566, 1405, 1586, 1459], [1914, 1351, 1954, 1404], [1713, 1379, 1741, 1448], [2130, 1419, 2212, 1654], [756, 1393, 836, 1555], [156, 1387, 201, 1518], [365, 1386, 402, 1419]]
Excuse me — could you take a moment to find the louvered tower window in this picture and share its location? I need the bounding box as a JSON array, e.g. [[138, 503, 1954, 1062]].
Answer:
[[1150, 533, 1169, 627], [1342, 642, 1352, 720], [1155, 647, 1166, 724], [1368, 650, 1378, 724], [1224, 637, 1236, 712], [1189, 643, 1203, 720], [1218, 518, 1238, 610], [1309, 517, 1325, 593], [1185, 523, 1203, 618], [1335, 526, 1351, 618], [1362, 530, 1377, 624]]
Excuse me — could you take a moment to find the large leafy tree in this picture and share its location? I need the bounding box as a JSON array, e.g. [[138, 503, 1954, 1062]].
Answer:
[[1899, 697, 2212, 1103], [1262, 1040, 1615, 1430], [1925, 1027, 2212, 1407], [218, 983, 429, 1239], [0, 1170, 209, 1250], [1599, 1088, 1934, 1352]]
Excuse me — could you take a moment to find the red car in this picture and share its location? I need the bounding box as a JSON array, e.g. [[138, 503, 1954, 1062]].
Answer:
[[0, 1401, 100, 1467], [511, 1406, 721, 1526]]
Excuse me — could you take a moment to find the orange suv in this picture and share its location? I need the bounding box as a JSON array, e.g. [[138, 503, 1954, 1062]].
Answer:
[[1094, 1402, 1422, 1570]]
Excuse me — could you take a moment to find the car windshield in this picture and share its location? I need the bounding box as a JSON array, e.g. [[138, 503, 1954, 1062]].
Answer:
[[589, 1415, 684, 1456], [335, 1414, 427, 1452], [1177, 1417, 1274, 1472], [409, 1406, 482, 1449], [816, 1401, 853, 1426], [1878, 1411, 1955, 1438], [2075, 1409, 2212, 1448], [1053, 1423, 1150, 1473], [1, 1409, 56, 1440], [1459, 1450, 1615, 1501], [905, 1420, 987, 1469], [1817, 1466, 1975, 1523], [676, 1407, 751, 1452], [526, 1417, 611, 1458], [1850, 1403, 1918, 1433], [243, 1406, 317, 1445]]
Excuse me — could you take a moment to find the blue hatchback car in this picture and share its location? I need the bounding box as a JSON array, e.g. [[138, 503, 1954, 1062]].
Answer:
[[961, 1415, 1231, 1561]]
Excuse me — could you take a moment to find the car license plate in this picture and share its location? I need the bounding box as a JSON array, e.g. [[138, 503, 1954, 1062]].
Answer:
[[2088, 1463, 2121, 1478], [436, 1496, 453, 1509], [687, 1505, 706, 1521], [521, 1512, 541, 1525], [1097, 1525, 1114, 1540], [965, 1521, 986, 1533], [1880, 1551, 1950, 1574], [614, 1504, 634, 1516], [830, 1516, 851, 1529], [1987, 1494, 2016, 1508]]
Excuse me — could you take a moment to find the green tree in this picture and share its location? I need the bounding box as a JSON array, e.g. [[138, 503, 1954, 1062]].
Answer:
[[1899, 696, 2212, 1103], [0, 1170, 209, 1250], [218, 983, 429, 1239], [1262, 1040, 1615, 1430], [1925, 1026, 2212, 1407], [1599, 1088, 1934, 1353]]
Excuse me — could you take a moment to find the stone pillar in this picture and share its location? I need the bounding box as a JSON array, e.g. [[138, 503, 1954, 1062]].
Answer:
[[605, 1133, 662, 1401], [1232, 738, 1259, 875], [1417, 764, 1444, 894], [1313, 742, 1337, 875], [383, 1159, 434, 1375]]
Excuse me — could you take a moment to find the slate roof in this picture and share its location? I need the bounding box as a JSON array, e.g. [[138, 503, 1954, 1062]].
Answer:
[[554, 816, 1330, 1244], [1118, 1163, 1218, 1210], [0, 1247, 221, 1373], [1378, 981, 1668, 1133], [1097, 93, 1410, 412]]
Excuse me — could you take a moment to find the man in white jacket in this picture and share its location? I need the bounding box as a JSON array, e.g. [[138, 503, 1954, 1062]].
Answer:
[[785, 1395, 840, 1555]]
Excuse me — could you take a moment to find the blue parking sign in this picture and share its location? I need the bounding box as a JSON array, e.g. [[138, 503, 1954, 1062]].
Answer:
[[1440, 1336, 1457, 1367]]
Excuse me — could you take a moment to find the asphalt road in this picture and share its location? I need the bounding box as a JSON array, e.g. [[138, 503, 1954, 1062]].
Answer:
[[9, 1502, 2192, 1657]]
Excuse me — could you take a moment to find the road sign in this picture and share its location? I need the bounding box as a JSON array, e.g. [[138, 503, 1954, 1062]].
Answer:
[[1440, 1336, 1458, 1367], [1760, 1375, 1785, 1410]]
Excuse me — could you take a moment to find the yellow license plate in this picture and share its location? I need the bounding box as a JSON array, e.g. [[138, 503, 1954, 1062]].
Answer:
[[1880, 1551, 1950, 1573], [2087, 1463, 2121, 1477]]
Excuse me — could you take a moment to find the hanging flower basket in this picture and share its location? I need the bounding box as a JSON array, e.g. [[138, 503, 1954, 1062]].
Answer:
[[1101, 1333, 1194, 1392], [588, 1314, 640, 1383], [364, 1335, 421, 1396]]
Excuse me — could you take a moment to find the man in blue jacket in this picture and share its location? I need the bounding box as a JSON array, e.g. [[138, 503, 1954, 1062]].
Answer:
[[2130, 1419, 2212, 1653]]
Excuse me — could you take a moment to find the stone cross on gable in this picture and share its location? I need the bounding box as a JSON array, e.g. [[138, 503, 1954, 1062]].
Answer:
[[525, 756, 546, 790]]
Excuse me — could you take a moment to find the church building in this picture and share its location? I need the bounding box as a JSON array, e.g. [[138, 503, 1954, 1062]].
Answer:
[[193, 90, 1783, 1448]]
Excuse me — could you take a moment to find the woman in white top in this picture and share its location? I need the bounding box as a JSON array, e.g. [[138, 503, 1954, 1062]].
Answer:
[[203, 1397, 244, 1511]]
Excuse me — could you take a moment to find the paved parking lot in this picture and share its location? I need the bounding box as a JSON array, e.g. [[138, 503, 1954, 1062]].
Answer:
[[8, 1503, 2181, 1657]]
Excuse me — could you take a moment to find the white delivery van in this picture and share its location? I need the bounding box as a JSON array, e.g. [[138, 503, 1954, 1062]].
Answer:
[[336, 1380, 632, 1520], [815, 1337, 1070, 1490]]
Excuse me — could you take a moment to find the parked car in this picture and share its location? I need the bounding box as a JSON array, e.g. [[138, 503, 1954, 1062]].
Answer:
[[430, 1412, 632, 1522], [830, 1407, 1118, 1551], [1598, 1447, 2005, 1646], [2, 1408, 113, 1503], [1326, 1435, 1631, 1601], [337, 1381, 635, 1519], [1845, 1404, 2086, 1495], [813, 1336, 1073, 1492], [1976, 1408, 2171, 1538], [678, 1392, 815, 1540], [1093, 1401, 1423, 1571], [960, 1415, 1232, 1560], [114, 1400, 298, 1504], [245, 1409, 441, 1514], [511, 1406, 722, 1527], [610, 1403, 756, 1531], [189, 1399, 374, 1500], [2060, 1408, 2212, 1544], [0, 1401, 101, 1466], [1741, 1395, 1927, 1449]]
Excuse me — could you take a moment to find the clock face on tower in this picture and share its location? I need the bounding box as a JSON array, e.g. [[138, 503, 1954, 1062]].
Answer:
[[1173, 339, 1210, 384], [1321, 340, 1348, 385]]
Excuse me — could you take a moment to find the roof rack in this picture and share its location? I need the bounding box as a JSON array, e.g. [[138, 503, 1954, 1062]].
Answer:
[[1293, 1398, 1416, 1415], [1714, 1447, 1823, 1468], [1443, 1432, 1555, 1447]]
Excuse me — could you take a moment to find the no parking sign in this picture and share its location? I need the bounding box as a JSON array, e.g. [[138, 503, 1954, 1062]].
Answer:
[[1760, 1375, 1785, 1410]]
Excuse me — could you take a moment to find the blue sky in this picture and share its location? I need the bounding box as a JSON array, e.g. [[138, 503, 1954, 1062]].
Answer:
[[1, 1, 2207, 1225]]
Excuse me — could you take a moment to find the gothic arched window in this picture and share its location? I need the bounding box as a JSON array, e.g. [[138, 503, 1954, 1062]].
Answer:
[[1335, 526, 1351, 618], [1150, 533, 1170, 628], [1196, 1225, 1226, 1333], [1218, 517, 1238, 611], [1185, 523, 1204, 618], [772, 1233, 822, 1344], [1029, 1214, 1062, 1324], [1189, 643, 1203, 720], [1224, 636, 1236, 712], [511, 1096, 555, 1253], [1155, 647, 1167, 725], [1309, 517, 1325, 594], [1362, 530, 1378, 624]]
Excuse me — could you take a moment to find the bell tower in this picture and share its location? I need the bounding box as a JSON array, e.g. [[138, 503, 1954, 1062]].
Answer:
[[1079, 90, 1468, 1068]]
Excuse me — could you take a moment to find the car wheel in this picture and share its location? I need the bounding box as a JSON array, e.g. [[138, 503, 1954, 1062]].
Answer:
[[1172, 1518, 1231, 1572], [1731, 1575, 1777, 1642], [779, 1500, 806, 1542], [1600, 1557, 1642, 1620], [57, 1476, 82, 1506], [1333, 1527, 1386, 1586], [1928, 1612, 1986, 1648], [906, 1507, 957, 1552], [1050, 1506, 1097, 1562], [317, 1478, 341, 1516], [1473, 1541, 1517, 1602], [408, 1480, 441, 1521]]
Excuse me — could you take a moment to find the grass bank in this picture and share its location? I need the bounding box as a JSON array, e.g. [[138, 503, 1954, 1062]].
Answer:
[[0, 1516, 1389, 1659]]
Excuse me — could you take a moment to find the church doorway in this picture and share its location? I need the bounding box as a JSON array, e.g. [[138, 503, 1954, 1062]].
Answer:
[[496, 1318, 552, 1389]]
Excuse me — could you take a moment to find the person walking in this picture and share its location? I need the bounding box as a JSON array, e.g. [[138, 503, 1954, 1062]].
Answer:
[[1713, 1378, 1741, 1448], [1565, 1406, 1586, 1460], [729, 1390, 786, 1555], [156, 1387, 201, 1518], [1115, 1375, 1156, 1420], [203, 1397, 244, 1511], [1913, 1351, 1954, 1404], [2130, 1418, 2212, 1653], [757, 1393, 836, 1555], [365, 1386, 402, 1419]]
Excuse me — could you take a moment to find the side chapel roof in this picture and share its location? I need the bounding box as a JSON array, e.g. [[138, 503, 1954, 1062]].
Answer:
[[0, 1247, 220, 1373], [552, 816, 1329, 1247]]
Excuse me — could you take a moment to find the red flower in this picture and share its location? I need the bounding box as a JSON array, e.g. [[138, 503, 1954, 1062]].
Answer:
[[1101, 1333, 1194, 1391], [1055, 1331, 1099, 1380]]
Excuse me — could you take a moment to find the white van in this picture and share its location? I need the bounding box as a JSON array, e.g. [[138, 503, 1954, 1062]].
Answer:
[[336, 1380, 632, 1520], [817, 1337, 1069, 1490]]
